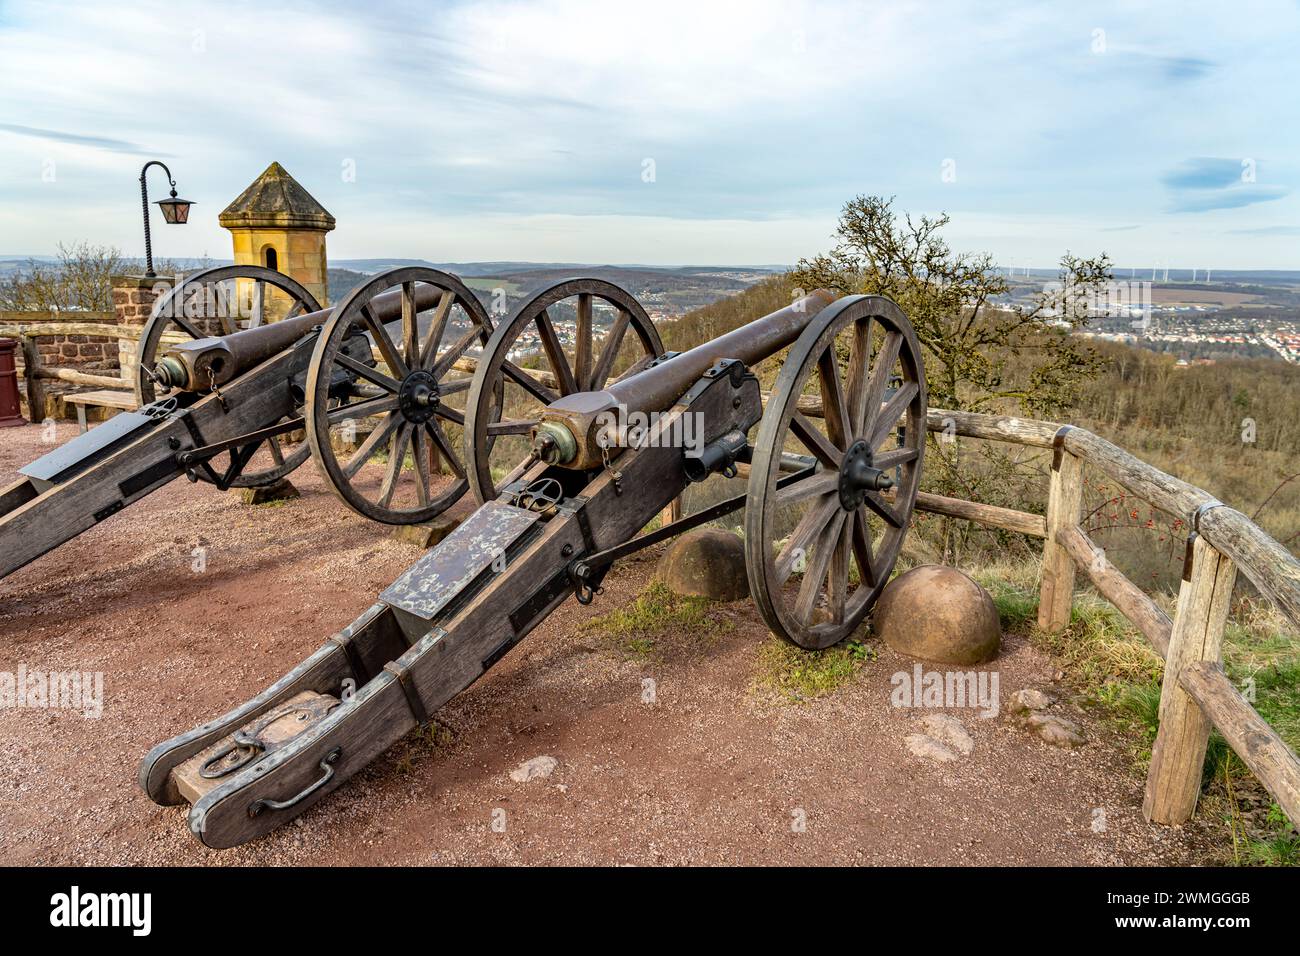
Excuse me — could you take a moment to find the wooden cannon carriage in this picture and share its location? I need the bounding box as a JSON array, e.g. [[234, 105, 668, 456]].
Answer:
[[0, 265, 503, 579], [135, 282, 928, 847]]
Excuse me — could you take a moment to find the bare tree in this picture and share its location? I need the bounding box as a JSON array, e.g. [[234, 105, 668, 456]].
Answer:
[[792, 195, 1114, 562], [0, 242, 125, 313], [791, 195, 1111, 416]]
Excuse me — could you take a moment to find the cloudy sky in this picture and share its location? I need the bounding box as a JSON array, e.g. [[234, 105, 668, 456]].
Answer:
[[0, 0, 1296, 268]]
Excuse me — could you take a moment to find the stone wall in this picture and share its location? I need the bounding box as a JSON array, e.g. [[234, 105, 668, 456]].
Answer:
[[2, 275, 178, 421], [111, 274, 176, 384], [111, 273, 172, 328], [0, 311, 119, 367]]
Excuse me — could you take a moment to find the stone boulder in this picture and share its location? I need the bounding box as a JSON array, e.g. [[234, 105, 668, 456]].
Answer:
[[233, 477, 300, 505], [510, 755, 558, 783], [391, 514, 462, 549], [655, 527, 748, 601], [872, 565, 1001, 665], [1006, 688, 1055, 715], [1027, 713, 1085, 748]]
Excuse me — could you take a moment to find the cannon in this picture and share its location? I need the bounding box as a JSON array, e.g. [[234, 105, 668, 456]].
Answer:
[[0, 265, 665, 578], [139, 284, 927, 848]]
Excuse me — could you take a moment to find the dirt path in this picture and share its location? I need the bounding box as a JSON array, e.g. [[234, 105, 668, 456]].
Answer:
[[0, 422, 1216, 865]]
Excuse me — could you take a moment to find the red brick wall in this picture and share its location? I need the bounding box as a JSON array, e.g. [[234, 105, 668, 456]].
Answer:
[[36, 324, 120, 367], [0, 312, 120, 369], [111, 275, 171, 326]]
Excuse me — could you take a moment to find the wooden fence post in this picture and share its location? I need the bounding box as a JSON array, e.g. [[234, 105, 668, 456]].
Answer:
[[19, 334, 45, 422], [1144, 534, 1237, 823], [1037, 439, 1083, 632], [659, 495, 682, 529]]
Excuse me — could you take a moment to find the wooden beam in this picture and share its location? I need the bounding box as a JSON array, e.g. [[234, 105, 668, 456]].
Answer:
[[451, 356, 560, 390], [0, 310, 114, 325], [913, 490, 1046, 538], [925, 408, 1062, 448], [0, 322, 142, 340], [1061, 426, 1211, 523], [1144, 536, 1237, 824], [1038, 447, 1083, 632], [1197, 506, 1300, 637], [1057, 523, 1172, 656], [34, 367, 128, 389], [1052, 428, 1300, 641], [759, 396, 1065, 449], [658, 496, 682, 530], [1178, 661, 1300, 828]]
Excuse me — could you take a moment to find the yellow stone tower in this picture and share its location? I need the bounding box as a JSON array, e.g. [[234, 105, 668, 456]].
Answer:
[[218, 162, 336, 318]]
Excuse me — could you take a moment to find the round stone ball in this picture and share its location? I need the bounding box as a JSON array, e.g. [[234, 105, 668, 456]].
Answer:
[[872, 565, 1001, 664], [655, 528, 749, 601]]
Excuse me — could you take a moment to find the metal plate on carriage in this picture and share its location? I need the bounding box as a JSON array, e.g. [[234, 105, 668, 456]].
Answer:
[[18, 409, 163, 486], [381, 502, 541, 621]]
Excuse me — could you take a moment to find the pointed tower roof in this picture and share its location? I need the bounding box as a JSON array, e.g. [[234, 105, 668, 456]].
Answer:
[[218, 162, 336, 231]]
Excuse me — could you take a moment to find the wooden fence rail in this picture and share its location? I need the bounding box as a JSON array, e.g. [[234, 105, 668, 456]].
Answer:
[[0, 319, 144, 419], [909, 406, 1300, 828]]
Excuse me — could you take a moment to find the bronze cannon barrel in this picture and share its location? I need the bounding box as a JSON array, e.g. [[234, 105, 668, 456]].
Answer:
[[155, 282, 448, 392], [607, 288, 835, 412], [535, 289, 836, 468]]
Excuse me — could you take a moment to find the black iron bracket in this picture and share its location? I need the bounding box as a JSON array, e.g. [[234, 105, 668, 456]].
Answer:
[[566, 459, 817, 597], [176, 416, 305, 467], [1051, 424, 1076, 471]]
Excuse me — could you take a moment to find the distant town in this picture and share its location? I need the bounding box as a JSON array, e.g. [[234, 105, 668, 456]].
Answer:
[[990, 270, 1300, 366], [1078, 314, 1300, 365]]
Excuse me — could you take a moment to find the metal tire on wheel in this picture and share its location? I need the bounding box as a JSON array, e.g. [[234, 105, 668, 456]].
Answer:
[[744, 294, 926, 650], [304, 267, 493, 524], [463, 278, 664, 504], [135, 264, 321, 487]]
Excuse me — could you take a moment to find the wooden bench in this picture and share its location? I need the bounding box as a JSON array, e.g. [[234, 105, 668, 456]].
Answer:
[[65, 389, 138, 432]]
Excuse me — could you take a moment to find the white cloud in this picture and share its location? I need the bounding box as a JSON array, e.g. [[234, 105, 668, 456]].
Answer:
[[0, 0, 1296, 267]]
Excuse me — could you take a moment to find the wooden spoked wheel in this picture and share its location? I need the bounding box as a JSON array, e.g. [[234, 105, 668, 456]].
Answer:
[[135, 265, 321, 487], [305, 267, 494, 524], [463, 278, 664, 504], [744, 295, 926, 650]]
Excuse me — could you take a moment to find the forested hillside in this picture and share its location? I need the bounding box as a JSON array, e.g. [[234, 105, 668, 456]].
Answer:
[[666, 276, 1300, 581]]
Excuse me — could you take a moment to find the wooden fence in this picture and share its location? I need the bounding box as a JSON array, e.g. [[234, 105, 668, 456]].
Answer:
[[0, 314, 143, 417], [792, 400, 1300, 828], [931, 409, 1300, 826]]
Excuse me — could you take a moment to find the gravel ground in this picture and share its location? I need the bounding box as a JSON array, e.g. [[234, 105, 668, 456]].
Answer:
[[0, 421, 1217, 865]]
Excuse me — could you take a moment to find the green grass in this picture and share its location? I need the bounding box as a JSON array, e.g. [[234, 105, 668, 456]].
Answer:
[[1239, 803, 1300, 865], [1109, 680, 1162, 735], [969, 559, 1300, 866], [967, 562, 1042, 633], [580, 581, 732, 659], [1249, 661, 1300, 744], [1215, 607, 1300, 865], [1224, 611, 1300, 752], [1039, 597, 1166, 687], [751, 636, 875, 704], [393, 720, 455, 774], [989, 583, 1039, 631]]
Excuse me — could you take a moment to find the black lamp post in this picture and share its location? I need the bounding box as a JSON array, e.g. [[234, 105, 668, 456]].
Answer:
[[139, 160, 194, 278]]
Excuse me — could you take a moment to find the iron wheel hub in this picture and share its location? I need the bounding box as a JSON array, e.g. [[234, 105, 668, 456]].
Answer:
[[838, 439, 893, 510], [399, 369, 440, 423]]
